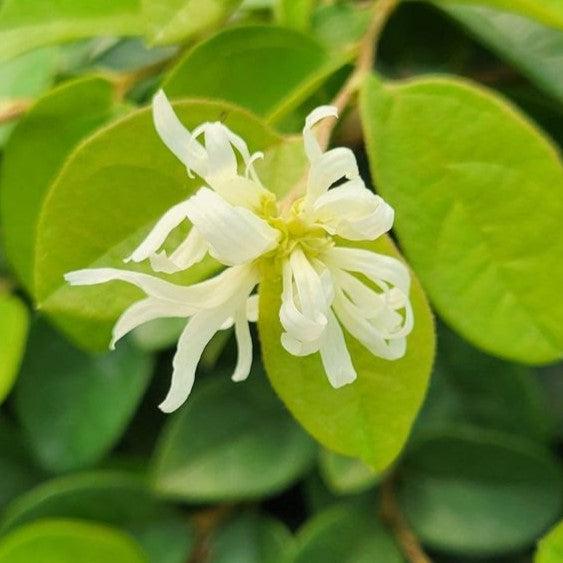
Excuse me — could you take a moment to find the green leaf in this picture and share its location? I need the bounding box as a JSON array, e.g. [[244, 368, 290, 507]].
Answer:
[[427, 0, 563, 30], [399, 427, 563, 556], [440, 4, 563, 105], [34, 100, 291, 351], [15, 321, 153, 473], [163, 26, 350, 126], [311, 3, 370, 52], [0, 519, 148, 563], [360, 75, 563, 364], [209, 512, 294, 563], [0, 48, 58, 146], [259, 236, 435, 472], [319, 450, 378, 495], [536, 520, 563, 563], [0, 0, 144, 63], [142, 0, 242, 45], [0, 418, 44, 511], [416, 325, 553, 443], [0, 294, 29, 404], [275, 0, 316, 31], [1, 76, 117, 291], [0, 471, 194, 563], [293, 503, 404, 563], [152, 373, 316, 501]]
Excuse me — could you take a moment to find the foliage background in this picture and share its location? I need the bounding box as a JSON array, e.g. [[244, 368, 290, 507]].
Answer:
[[0, 0, 562, 561]]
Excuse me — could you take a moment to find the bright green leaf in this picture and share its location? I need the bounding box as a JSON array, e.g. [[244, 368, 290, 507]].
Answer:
[[275, 0, 316, 31], [15, 321, 153, 473], [0, 293, 29, 404], [536, 520, 563, 563], [293, 503, 404, 563], [142, 0, 242, 45], [209, 512, 294, 563], [0, 519, 147, 563], [0, 471, 194, 563], [152, 374, 316, 501], [259, 236, 435, 472], [361, 75, 563, 364], [399, 427, 563, 556], [0, 47, 58, 146], [319, 450, 378, 495], [440, 4, 563, 105], [163, 26, 350, 126], [427, 0, 563, 30], [0, 0, 144, 63], [34, 100, 291, 350], [1, 76, 117, 291]]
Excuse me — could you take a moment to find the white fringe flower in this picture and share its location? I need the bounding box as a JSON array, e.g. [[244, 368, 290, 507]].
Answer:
[[65, 90, 413, 412]]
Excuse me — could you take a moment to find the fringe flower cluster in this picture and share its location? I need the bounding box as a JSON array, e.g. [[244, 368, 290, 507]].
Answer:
[[66, 91, 413, 412]]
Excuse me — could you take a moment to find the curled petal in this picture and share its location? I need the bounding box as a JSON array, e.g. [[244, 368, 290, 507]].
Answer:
[[313, 179, 395, 241], [125, 199, 191, 264], [111, 297, 191, 349], [186, 187, 279, 265], [305, 148, 359, 205], [152, 90, 207, 176], [281, 332, 321, 356], [303, 105, 338, 162], [232, 307, 253, 382], [150, 227, 208, 274], [246, 294, 259, 323]]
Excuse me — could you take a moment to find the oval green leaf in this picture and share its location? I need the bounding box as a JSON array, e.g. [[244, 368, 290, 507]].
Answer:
[[258, 236, 435, 472], [152, 374, 316, 501], [0, 471, 194, 563], [34, 100, 292, 350], [15, 321, 153, 473], [163, 25, 349, 126], [319, 449, 378, 495], [142, 0, 242, 45], [1, 76, 117, 291], [399, 427, 563, 556], [430, 0, 563, 29], [440, 4, 563, 105], [361, 75, 563, 364], [0, 519, 147, 563], [209, 512, 294, 563], [0, 293, 29, 404], [293, 504, 403, 563], [0, 0, 144, 63]]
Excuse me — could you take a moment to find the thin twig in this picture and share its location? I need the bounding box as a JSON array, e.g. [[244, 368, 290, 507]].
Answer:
[[279, 0, 399, 211], [188, 505, 233, 563], [0, 98, 34, 125], [380, 476, 433, 563]]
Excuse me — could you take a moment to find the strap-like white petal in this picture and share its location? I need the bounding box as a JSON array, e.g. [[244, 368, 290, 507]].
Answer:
[[232, 307, 253, 382], [110, 297, 191, 349], [159, 305, 232, 413], [324, 247, 411, 295], [152, 90, 207, 176], [319, 309, 357, 388], [305, 148, 359, 205], [185, 187, 279, 265], [124, 199, 192, 264], [149, 227, 208, 274], [303, 105, 338, 162], [333, 293, 407, 360], [246, 294, 259, 323], [65, 263, 258, 309], [313, 179, 395, 241], [279, 258, 327, 343], [281, 332, 321, 356], [203, 122, 238, 182]]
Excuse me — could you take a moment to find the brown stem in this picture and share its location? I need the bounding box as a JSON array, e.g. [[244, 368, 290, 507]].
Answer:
[[279, 0, 398, 211], [0, 98, 34, 125], [188, 505, 233, 563], [380, 476, 433, 563]]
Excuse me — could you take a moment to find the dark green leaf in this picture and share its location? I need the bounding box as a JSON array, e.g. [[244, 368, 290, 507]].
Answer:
[[152, 373, 316, 501], [15, 321, 153, 473]]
